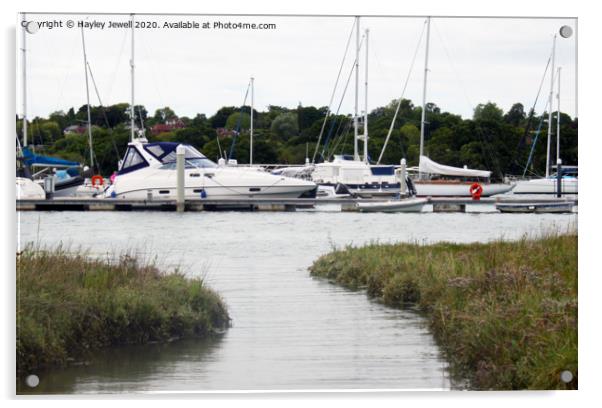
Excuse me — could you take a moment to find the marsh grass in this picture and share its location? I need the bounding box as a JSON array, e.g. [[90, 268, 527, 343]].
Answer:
[[16, 245, 230, 375], [309, 231, 577, 390]]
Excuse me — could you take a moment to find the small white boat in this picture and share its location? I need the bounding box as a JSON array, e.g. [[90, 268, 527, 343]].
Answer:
[[496, 202, 574, 213], [356, 197, 427, 213]]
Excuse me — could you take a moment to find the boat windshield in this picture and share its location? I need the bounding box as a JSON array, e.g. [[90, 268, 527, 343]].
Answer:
[[159, 158, 217, 170], [144, 142, 217, 168]]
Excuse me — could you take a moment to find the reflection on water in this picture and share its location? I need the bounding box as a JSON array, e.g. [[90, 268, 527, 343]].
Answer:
[[17, 207, 576, 393]]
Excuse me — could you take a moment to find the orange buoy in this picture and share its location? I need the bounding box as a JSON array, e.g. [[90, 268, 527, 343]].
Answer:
[[91, 175, 104, 187], [469, 182, 483, 200]]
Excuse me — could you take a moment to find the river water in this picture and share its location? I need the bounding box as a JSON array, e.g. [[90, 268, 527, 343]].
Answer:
[[17, 205, 576, 393]]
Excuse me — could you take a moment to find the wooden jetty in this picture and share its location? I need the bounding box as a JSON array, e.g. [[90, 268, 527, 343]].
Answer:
[[15, 196, 577, 213]]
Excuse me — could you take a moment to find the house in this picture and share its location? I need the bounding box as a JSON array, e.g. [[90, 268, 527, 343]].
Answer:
[[63, 125, 87, 135], [151, 119, 185, 135]]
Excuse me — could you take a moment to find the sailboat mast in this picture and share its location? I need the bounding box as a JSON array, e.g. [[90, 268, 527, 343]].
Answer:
[[21, 13, 28, 147], [419, 17, 431, 177], [363, 28, 369, 164], [130, 14, 135, 141], [353, 16, 360, 161], [545, 34, 556, 178], [81, 27, 94, 170], [250, 77, 254, 166], [556, 67, 561, 164]]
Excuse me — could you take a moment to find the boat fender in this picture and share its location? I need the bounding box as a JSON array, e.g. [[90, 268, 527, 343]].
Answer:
[[91, 175, 104, 187], [469, 182, 483, 200], [200, 189, 207, 199]]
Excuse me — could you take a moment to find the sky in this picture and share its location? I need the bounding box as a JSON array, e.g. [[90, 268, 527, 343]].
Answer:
[[17, 13, 577, 122]]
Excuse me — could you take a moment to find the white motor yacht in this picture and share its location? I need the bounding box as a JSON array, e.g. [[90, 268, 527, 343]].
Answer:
[[312, 155, 401, 198], [106, 139, 317, 200]]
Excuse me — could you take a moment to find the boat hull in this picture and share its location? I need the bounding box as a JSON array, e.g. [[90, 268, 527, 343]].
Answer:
[[356, 198, 428, 213], [512, 178, 578, 195], [414, 182, 514, 197]]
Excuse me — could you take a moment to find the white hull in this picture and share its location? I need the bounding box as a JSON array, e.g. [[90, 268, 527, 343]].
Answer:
[[414, 182, 514, 197], [512, 178, 577, 195], [356, 198, 427, 213], [111, 183, 315, 200], [16, 177, 45, 199]]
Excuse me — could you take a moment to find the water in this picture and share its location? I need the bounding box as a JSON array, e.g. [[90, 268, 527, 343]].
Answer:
[[17, 206, 576, 393]]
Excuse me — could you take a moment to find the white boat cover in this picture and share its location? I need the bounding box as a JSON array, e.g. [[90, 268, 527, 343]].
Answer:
[[418, 156, 491, 178]]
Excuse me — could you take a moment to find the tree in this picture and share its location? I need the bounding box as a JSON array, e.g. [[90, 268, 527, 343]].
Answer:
[[270, 113, 298, 140], [473, 102, 504, 123], [152, 107, 176, 124], [225, 112, 251, 131], [504, 103, 526, 126]]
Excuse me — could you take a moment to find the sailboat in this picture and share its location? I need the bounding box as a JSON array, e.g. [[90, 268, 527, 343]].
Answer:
[[311, 20, 404, 198], [408, 17, 514, 197], [513, 26, 577, 195]]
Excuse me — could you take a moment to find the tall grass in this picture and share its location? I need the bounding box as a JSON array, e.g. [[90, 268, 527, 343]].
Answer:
[[16, 245, 230, 375], [309, 232, 577, 390]]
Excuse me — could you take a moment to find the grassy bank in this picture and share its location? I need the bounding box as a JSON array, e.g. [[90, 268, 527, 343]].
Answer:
[[309, 233, 577, 390], [17, 247, 230, 375]]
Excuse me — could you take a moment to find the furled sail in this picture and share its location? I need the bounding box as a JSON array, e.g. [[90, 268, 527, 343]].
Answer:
[[418, 156, 491, 178]]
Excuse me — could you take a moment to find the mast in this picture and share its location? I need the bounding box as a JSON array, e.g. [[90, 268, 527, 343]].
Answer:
[[81, 27, 94, 170], [545, 34, 556, 178], [353, 16, 360, 161], [250, 77, 254, 165], [130, 14, 135, 141], [363, 28, 369, 164], [21, 13, 28, 147], [419, 17, 431, 178], [556, 66, 561, 163]]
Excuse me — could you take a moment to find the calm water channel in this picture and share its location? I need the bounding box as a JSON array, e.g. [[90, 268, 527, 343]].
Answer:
[[17, 205, 577, 393]]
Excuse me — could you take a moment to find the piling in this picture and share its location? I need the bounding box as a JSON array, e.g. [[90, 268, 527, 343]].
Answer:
[[176, 144, 185, 212], [556, 159, 562, 198]]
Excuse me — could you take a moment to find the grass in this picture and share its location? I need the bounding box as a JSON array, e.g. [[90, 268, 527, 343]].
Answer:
[[16, 246, 230, 375], [309, 232, 577, 390]]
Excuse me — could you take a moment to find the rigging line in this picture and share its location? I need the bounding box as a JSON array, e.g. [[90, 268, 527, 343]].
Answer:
[[516, 54, 552, 156], [377, 20, 427, 164], [87, 62, 122, 160], [228, 80, 251, 161], [325, 115, 349, 159], [327, 118, 352, 160], [311, 19, 356, 164], [53, 30, 81, 113], [432, 20, 473, 110], [523, 98, 550, 177], [320, 35, 366, 161], [105, 28, 128, 103]]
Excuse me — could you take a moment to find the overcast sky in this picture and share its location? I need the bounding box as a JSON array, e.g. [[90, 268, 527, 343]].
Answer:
[[17, 13, 577, 122]]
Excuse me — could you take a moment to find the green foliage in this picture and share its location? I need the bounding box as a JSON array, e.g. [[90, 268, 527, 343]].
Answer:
[[16, 247, 230, 375], [16, 98, 578, 177], [270, 112, 299, 141], [225, 112, 251, 130], [309, 232, 578, 390]]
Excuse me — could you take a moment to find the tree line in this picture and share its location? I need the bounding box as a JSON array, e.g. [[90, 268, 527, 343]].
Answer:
[[16, 99, 578, 179]]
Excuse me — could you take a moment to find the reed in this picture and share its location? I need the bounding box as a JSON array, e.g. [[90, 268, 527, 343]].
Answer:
[[16, 245, 230, 375], [309, 232, 577, 390]]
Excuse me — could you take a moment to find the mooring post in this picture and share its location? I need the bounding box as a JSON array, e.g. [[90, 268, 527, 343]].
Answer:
[[396, 158, 407, 197], [556, 158, 562, 198], [176, 144, 185, 212]]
